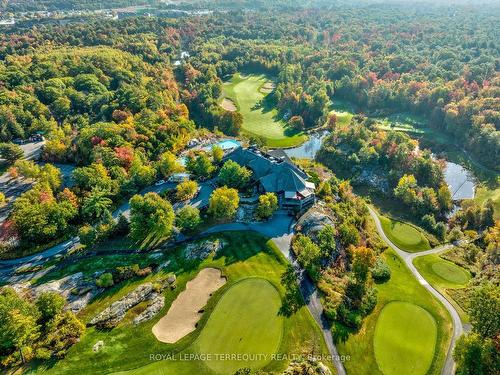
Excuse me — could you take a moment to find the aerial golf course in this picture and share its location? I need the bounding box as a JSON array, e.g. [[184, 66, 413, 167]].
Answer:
[[37, 233, 331, 375], [221, 73, 307, 148]]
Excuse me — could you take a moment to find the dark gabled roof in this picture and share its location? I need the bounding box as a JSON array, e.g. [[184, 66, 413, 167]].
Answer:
[[225, 147, 309, 193]]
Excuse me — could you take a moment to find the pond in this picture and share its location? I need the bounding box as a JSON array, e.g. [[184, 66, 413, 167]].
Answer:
[[444, 161, 476, 200], [283, 131, 328, 159]]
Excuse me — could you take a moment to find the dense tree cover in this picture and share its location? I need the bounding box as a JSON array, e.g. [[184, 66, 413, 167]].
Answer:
[[178, 6, 498, 168], [0, 143, 23, 165], [318, 116, 452, 219], [0, 0, 159, 12], [453, 283, 500, 375], [0, 289, 84, 367], [445, 216, 499, 375], [11, 182, 77, 245], [291, 175, 386, 332], [0, 37, 193, 252], [1, 4, 498, 166]]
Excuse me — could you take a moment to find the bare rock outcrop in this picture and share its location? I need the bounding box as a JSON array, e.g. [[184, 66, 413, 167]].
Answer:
[[89, 283, 154, 329], [184, 239, 226, 260], [296, 206, 335, 242], [133, 293, 165, 325]]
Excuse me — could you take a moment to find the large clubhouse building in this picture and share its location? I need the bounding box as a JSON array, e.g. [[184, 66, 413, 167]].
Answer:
[[225, 146, 316, 211]]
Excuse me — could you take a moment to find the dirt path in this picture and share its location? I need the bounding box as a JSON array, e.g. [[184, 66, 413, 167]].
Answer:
[[152, 267, 226, 343]]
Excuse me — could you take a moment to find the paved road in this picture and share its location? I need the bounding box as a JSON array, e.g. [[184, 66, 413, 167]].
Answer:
[[0, 142, 75, 223], [0, 180, 215, 280], [368, 206, 461, 375]]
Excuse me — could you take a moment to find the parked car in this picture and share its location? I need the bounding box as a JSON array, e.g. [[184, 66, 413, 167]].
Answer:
[[167, 173, 191, 182]]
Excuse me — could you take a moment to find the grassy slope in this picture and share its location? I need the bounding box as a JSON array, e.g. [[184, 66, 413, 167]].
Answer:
[[378, 213, 431, 252], [222, 74, 307, 148], [35, 232, 332, 375], [413, 254, 471, 322], [195, 279, 283, 374], [374, 301, 437, 375], [337, 248, 452, 375], [475, 185, 500, 220]]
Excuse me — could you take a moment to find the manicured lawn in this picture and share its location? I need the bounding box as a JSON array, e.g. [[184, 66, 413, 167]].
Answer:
[[35, 232, 331, 375], [378, 214, 431, 252], [222, 73, 307, 148], [413, 253, 471, 322], [475, 184, 500, 220], [374, 301, 437, 375], [337, 247, 452, 375], [195, 278, 283, 374], [329, 99, 355, 127]]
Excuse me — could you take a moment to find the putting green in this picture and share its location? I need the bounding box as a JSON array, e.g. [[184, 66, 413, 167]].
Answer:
[[194, 278, 283, 374], [431, 261, 470, 285], [374, 302, 437, 375], [222, 74, 307, 148], [379, 214, 431, 252], [414, 254, 471, 288]]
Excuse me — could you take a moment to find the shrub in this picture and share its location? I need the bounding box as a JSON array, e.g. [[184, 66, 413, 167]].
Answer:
[[337, 304, 362, 329], [339, 223, 360, 247], [256, 192, 278, 219], [422, 214, 436, 232], [96, 273, 114, 288], [371, 258, 391, 282], [175, 180, 198, 201], [360, 287, 378, 315], [78, 224, 97, 248], [36, 292, 65, 323], [113, 264, 140, 283], [434, 222, 447, 241], [217, 160, 251, 189], [176, 205, 202, 231], [114, 214, 130, 235]]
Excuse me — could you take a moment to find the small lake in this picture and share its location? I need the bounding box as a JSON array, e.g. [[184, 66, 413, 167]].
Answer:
[[283, 131, 328, 159], [444, 161, 475, 200]]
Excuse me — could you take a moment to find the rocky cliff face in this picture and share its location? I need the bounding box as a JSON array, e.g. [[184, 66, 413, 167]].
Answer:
[[296, 205, 335, 242]]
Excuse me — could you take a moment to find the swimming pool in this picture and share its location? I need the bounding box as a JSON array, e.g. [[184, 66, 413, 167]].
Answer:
[[202, 139, 241, 152]]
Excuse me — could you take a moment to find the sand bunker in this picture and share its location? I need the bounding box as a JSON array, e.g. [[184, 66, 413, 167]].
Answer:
[[220, 97, 237, 111], [152, 267, 226, 343], [260, 82, 276, 93]]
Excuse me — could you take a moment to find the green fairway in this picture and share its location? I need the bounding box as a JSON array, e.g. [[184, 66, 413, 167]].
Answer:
[[475, 185, 500, 220], [329, 99, 355, 127], [195, 278, 283, 374], [413, 253, 471, 322], [374, 302, 437, 375], [222, 73, 307, 148], [378, 214, 431, 252], [38, 232, 332, 375], [337, 245, 452, 375]]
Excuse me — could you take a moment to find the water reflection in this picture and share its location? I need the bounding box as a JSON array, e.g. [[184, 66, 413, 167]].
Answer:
[[283, 131, 328, 160], [444, 162, 475, 200]]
